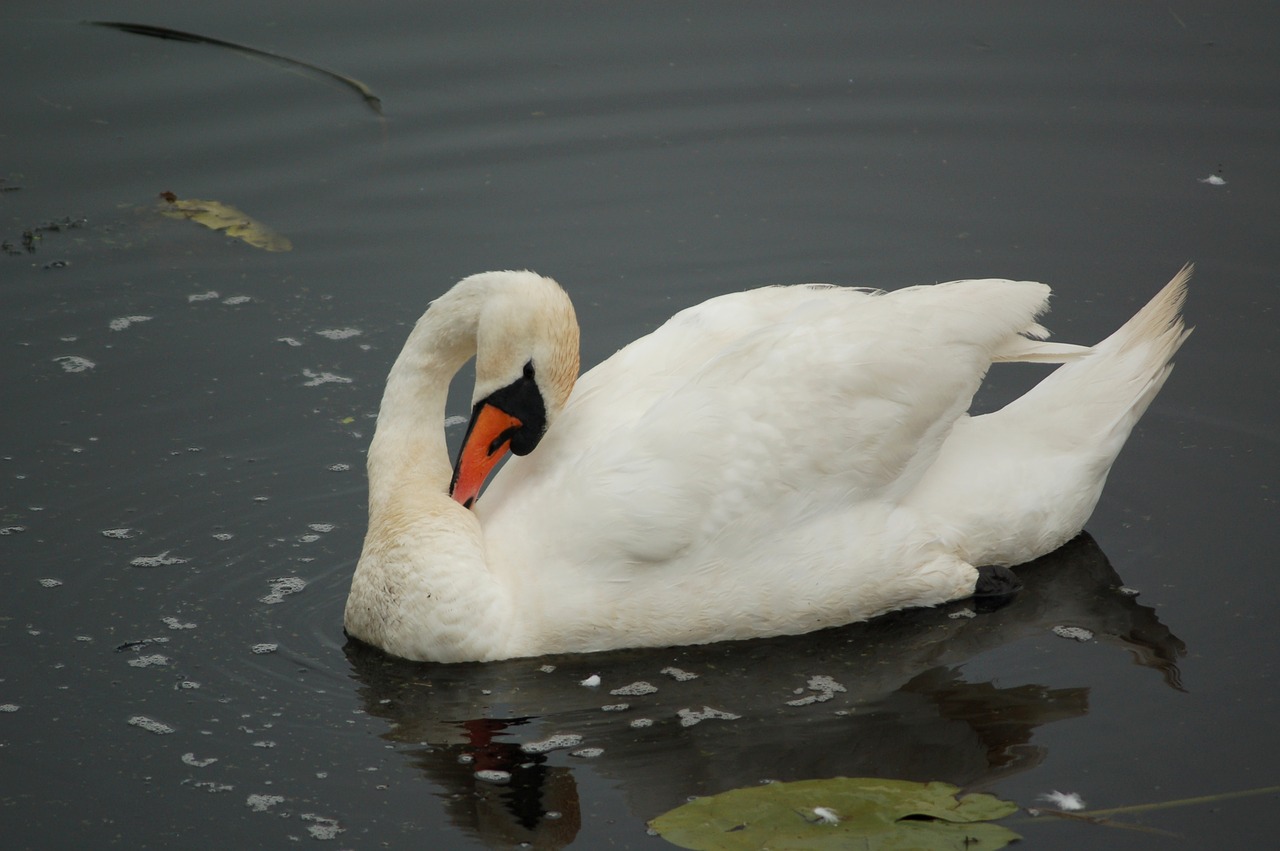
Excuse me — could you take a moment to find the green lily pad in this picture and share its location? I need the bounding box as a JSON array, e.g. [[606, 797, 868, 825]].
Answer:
[[649, 777, 1020, 850]]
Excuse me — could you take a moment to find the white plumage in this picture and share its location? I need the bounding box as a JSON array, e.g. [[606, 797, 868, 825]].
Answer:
[[344, 267, 1191, 662]]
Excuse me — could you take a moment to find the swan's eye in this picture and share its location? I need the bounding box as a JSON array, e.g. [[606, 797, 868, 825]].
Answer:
[[523, 360, 535, 381]]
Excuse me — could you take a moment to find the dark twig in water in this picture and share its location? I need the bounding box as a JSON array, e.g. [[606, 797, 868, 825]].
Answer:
[[85, 20, 383, 115]]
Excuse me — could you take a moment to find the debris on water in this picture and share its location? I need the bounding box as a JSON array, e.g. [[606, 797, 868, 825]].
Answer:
[[188, 291, 220, 302], [163, 617, 196, 630], [251, 643, 279, 655], [53, 355, 95, 373], [128, 715, 175, 735], [475, 769, 512, 784], [246, 793, 284, 812], [610, 681, 658, 696], [302, 368, 352, 387], [182, 752, 218, 768], [570, 747, 604, 759], [301, 813, 344, 840], [130, 551, 189, 568], [101, 528, 137, 539], [1051, 625, 1094, 642], [1039, 790, 1086, 811], [177, 681, 201, 690], [38, 578, 63, 588], [521, 734, 584, 754], [127, 654, 171, 668], [676, 706, 741, 727], [661, 666, 699, 681], [785, 675, 847, 706], [252, 740, 276, 749], [629, 718, 654, 729], [260, 576, 306, 604], [109, 315, 152, 331], [316, 328, 362, 340], [579, 674, 601, 687], [115, 637, 170, 652], [1198, 174, 1226, 185]]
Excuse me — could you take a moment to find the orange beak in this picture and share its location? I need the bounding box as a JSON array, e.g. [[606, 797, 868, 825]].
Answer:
[[449, 403, 523, 509]]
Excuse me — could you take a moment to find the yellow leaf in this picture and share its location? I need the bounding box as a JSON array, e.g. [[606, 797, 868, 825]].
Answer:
[[159, 194, 292, 252]]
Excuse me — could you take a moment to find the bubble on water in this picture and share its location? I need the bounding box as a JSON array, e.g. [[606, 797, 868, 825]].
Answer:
[[251, 643, 279, 655], [191, 781, 234, 793], [676, 706, 741, 727], [182, 752, 218, 768], [101, 528, 137, 539], [570, 747, 604, 759], [246, 793, 284, 812], [520, 734, 584, 754], [601, 703, 629, 712], [661, 666, 698, 681], [127, 654, 171, 668], [301, 369, 352, 387], [610, 681, 657, 697], [130, 551, 189, 568], [54, 355, 95, 373], [316, 328, 362, 340], [38, 578, 63, 588], [629, 718, 654, 729], [301, 814, 343, 840], [128, 715, 175, 735], [109, 315, 152, 331], [307, 523, 335, 533], [277, 336, 303, 347], [259, 576, 306, 604], [1, 526, 27, 535], [163, 617, 196, 630], [188, 291, 220, 302], [785, 675, 847, 707], [456, 753, 474, 764], [1052, 625, 1094, 642], [222, 295, 252, 305], [474, 769, 512, 784], [0, 704, 19, 712]]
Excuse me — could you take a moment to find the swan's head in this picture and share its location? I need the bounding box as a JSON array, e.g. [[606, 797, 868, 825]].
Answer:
[[448, 271, 580, 508]]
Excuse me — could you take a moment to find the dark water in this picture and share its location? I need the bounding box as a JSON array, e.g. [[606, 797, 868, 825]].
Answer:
[[3, 2, 1277, 848]]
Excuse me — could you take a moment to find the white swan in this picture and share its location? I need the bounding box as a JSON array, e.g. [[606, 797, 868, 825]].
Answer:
[[345, 266, 1191, 662]]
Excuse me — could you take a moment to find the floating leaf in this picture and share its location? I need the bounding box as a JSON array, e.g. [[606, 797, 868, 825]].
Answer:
[[158, 192, 292, 252], [649, 777, 1019, 851]]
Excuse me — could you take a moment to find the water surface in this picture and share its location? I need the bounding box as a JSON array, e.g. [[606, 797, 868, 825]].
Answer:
[[2, 2, 1277, 848]]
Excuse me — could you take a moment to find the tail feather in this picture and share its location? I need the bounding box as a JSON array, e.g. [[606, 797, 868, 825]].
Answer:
[[907, 266, 1192, 567]]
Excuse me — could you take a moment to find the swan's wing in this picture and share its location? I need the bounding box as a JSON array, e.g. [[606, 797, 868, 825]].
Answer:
[[481, 279, 1053, 572]]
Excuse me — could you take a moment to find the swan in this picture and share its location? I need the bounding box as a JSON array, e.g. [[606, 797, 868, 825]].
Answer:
[[345, 266, 1191, 663]]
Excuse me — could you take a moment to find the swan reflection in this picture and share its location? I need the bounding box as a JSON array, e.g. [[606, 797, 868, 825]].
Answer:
[[344, 533, 1183, 848]]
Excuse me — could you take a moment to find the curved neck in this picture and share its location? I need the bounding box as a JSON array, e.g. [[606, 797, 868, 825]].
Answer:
[[367, 296, 479, 511]]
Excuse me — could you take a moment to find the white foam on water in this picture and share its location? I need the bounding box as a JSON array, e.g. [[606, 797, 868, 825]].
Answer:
[[53, 355, 95, 373], [610, 681, 657, 696], [128, 715, 174, 735], [109, 315, 152, 331], [521, 734, 584, 754]]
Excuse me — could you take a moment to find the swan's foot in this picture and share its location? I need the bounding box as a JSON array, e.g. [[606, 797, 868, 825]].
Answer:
[[971, 565, 1022, 613]]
